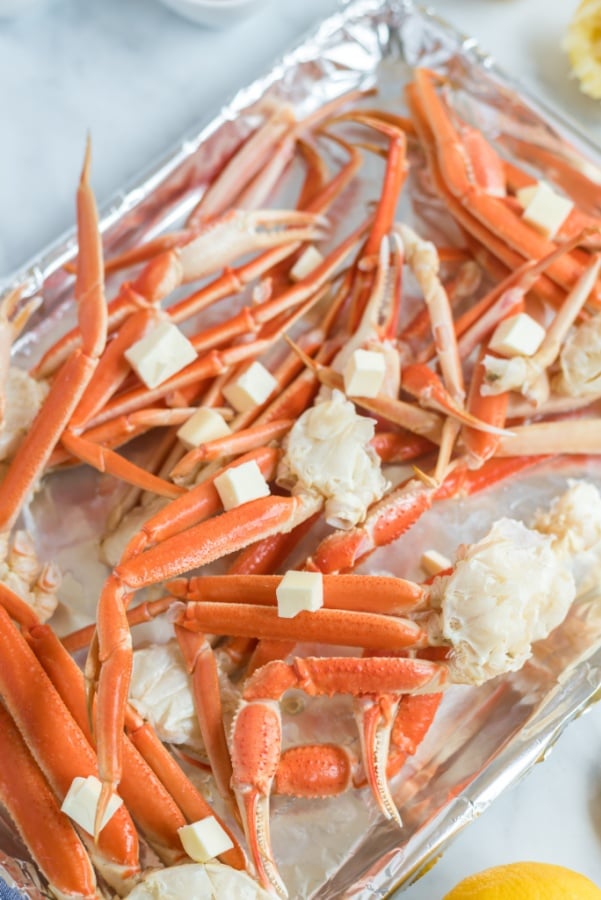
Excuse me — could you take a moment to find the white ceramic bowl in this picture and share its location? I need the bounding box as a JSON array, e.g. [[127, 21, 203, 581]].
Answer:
[[157, 0, 266, 28]]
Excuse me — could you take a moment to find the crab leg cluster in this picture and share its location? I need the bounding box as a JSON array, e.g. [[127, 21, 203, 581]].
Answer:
[[2, 68, 601, 899]]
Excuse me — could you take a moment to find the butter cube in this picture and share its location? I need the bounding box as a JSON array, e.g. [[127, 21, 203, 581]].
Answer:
[[178, 816, 234, 863], [516, 184, 537, 207], [290, 245, 324, 282], [213, 459, 270, 511], [276, 570, 323, 619], [125, 321, 197, 389], [489, 313, 545, 358], [222, 361, 278, 413], [421, 549, 452, 577], [61, 775, 123, 835], [177, 408, 231, 450], [343, 349, 386, 398], [520, 181, 573, 239]]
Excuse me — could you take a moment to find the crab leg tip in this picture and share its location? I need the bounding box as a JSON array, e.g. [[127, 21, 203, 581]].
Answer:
[[81, 134, 92, 182], [93, 781, 113, 842]]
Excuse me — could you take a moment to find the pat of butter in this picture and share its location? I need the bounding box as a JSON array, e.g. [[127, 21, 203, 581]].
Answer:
[[519, 181, 573, 239], [290, 245, 324, 282], [421, 549, 452, 577], [177, 407, 231, 450], [61, 775, 123, 835], [125, 321, 197, 389], [276, 570, 323, 619], [222, 361, 278, 413], [489, 312, 545, 358], [213, 459, 270, 511], [515, 184, 537, 206], [343, 348, 386, 398], [178, 816, 234, 863]]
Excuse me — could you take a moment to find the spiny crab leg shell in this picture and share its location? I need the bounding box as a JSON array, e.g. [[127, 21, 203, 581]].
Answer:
[[356, 694, 403, 826], [0, 702, 101, 900], [272, 692, 444, 800], [284, 337, 443, 443], [463, 349, 509, 468], [306, 454, 546, 575], [188, 103, 297, 225], [93, 492, 322, 829], [496, 418, 601, 456], [400, 362, 511, 436], [231, 656, 447, 895], [0, 605, 140, 884], [21, 608, 189, 866], [274, 744, 357, 797], [413, 68, 598, 300], [306, 476, 439, 574], [174, 624, 234, 805], [115, 493, 315, 593], [242, 656, 448, 702], [179, 601, 427, 651], [231, 701, 287, 898], [123, 445, 280, 559], [396, 222, 465, 406], [176, 209, 328, 284], [0, 141, 108, 534], [168, 572, 427, 613]]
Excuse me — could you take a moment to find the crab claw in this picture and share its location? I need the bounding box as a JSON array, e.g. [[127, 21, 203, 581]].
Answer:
[[355, 694, 403, 827], [178, 209, 328, 283], [401, 363, 511, 436], [355, 690, 444, 828], [230, 700, 288, 898]]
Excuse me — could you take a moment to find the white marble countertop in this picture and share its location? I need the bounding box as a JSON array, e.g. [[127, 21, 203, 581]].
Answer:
[[1, 0, 601, 897]]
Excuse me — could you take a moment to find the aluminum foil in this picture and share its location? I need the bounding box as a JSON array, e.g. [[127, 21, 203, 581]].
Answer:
[[2, 1, 601, 898]]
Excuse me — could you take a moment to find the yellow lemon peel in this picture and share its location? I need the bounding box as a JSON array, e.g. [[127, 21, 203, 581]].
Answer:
[[443, 862, 601, 900], [563, 0, 601, 100]]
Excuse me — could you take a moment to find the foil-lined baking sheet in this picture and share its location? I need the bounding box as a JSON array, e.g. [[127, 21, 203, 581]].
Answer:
[[2, 0, 601, 897]]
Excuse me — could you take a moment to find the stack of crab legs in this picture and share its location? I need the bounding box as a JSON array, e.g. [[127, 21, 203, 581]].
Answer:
[[1, 65, 601, 898]]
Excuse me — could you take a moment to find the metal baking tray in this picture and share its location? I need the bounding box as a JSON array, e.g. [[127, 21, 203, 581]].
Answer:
[[2, 1, 601, 897]]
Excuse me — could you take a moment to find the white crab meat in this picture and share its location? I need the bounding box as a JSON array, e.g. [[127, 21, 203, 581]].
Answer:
[[129, 642, 203, 748], [553, 315, 601, 397], [0, 530, 60, 622], [277, 389, 389, 529], [126, 862, 271, 900], [204, 860, 273, 899], [427, 518, 575, 685], [534, 480, 601, 559], [101, 495, 168, 568], [128, 641, 241, 751], [480, 353, 543, 398], [368, 339, 402, 397], [0, 367, 49, 462]]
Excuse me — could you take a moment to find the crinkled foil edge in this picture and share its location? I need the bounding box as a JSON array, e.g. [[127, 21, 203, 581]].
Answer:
[[1, 2, 601, 899]]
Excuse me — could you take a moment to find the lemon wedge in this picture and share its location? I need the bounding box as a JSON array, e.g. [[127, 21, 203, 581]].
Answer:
[[563, 0, 601, 99]]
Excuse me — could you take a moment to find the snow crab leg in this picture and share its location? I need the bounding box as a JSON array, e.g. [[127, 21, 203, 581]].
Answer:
[[201, 481, 586, 895], [0, 702, 102, 900], [0, 586, 188, 865], [231, 656, 445, 897], [411, 68, 601, 303], [0, 140, 108, 534], [0, 600, 140, 894]]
